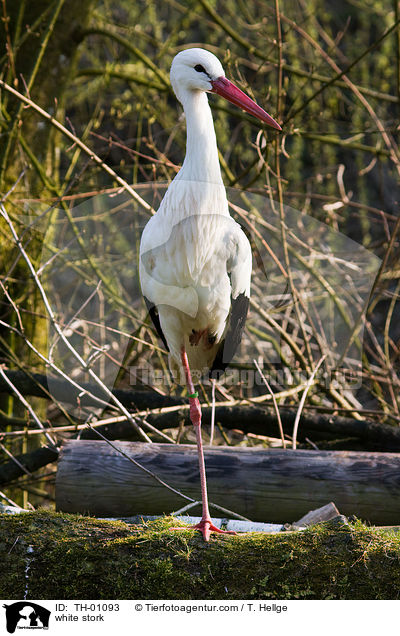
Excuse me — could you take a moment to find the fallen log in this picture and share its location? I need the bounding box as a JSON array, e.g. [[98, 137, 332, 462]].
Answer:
[[1, 510, 400, 599], [80, 404, 400, 451], [1, 370, 399, 451], [0, 369, 184, 409], [0, 446, 59, 485], [56, 440, 400, 525]]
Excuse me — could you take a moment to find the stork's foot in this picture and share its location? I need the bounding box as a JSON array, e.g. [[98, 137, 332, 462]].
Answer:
[[191, 518, 237, 542], [170, 517, 237, 542]]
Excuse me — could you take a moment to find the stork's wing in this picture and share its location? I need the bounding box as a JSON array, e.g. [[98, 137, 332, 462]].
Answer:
[[144, 296, 169, 351], [209, 292, 249, 379], [210, 225, 252, 379]]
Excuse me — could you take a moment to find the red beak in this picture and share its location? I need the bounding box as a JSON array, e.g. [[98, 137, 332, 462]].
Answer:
[[211, 76, 282, 131]]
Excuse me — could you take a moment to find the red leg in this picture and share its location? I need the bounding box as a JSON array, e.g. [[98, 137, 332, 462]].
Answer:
[[170, 347, 236, 542]]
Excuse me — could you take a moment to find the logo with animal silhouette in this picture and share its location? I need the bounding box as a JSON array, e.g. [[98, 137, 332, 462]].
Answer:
[[3, 602, 50, 633]]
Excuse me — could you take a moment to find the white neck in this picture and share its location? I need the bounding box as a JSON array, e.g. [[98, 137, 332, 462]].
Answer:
[[176, 90, 223, 184]]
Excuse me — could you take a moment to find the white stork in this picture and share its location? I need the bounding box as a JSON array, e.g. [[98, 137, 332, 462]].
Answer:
[[139, 48, 281, 541]]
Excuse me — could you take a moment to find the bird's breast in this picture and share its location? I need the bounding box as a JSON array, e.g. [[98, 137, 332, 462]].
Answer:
[[140, 213, 234, 294]]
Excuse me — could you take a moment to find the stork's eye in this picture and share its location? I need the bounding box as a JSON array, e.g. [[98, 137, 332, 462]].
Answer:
[[194, 64, 206, 73]]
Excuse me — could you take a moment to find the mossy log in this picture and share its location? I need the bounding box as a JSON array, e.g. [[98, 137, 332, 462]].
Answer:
[[0, 510, 400, 599], [56, 440, 400, 524]]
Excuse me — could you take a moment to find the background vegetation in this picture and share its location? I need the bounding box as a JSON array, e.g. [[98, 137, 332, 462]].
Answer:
[[0, 0, 399, 516]]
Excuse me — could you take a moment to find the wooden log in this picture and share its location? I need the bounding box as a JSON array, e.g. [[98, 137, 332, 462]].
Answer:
[[293, 501, 340, 527], [56, 440, 400, 524], [80, 404, 400, 451], [0, 369, 185, 410]]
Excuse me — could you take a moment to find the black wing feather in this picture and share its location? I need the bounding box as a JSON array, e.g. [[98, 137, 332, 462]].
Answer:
[[209, 292, 249, 380], [144, 296, 169, 351]]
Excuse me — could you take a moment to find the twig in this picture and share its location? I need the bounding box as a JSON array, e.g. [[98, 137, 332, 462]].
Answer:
[[84, 427, 175, 496], [171, 499, 250, 521], [292, 355, 327, 449], [253, 359, 286, 448], [0, 366, 57, 448], [0, 490, 20, 508], [0, 442, 33, 477], [209, 378, 216, 446]]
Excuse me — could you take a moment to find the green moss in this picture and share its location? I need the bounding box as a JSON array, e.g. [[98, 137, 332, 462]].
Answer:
[[0, 510, 399, 599]]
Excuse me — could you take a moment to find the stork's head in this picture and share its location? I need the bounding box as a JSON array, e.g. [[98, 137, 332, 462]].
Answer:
[[170, 48, 281, 131]]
